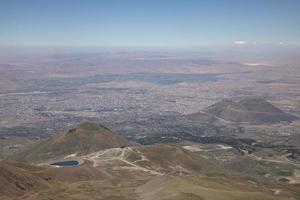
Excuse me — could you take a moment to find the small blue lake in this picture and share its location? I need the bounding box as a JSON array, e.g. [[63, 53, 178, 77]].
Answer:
[[50, 160, 79, 167]]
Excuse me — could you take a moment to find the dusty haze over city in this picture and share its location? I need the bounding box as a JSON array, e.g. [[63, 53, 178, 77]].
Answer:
[[0, 1, 300, 200]]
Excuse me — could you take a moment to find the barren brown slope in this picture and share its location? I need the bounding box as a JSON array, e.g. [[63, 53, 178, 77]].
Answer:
[[129, 144, 223, 175], [136, 176, 291, 200], [1, 143, 299, 200], [0, 161, 51, 198]]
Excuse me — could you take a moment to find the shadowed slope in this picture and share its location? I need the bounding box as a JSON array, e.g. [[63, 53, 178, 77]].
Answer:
[[0, 161, 51, 198]]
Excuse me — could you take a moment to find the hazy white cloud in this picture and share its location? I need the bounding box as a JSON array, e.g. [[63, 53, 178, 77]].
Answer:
[[234, 40, 247, 45]]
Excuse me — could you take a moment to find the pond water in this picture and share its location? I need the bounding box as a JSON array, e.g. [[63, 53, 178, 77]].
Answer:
[[50, 160, 79, 167]]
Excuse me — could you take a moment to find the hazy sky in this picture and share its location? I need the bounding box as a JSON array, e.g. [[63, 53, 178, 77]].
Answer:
[[0, 0, 299, 48]]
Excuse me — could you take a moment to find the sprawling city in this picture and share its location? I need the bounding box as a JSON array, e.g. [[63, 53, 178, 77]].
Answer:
[[0, 1, 300, 200]]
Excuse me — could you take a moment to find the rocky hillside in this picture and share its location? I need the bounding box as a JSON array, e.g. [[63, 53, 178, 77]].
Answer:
[[19, 122, 131, 162]]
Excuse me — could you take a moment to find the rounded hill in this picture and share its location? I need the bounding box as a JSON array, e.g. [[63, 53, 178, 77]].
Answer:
[[204, 97, 297, 124], [20, 122, 131, 162]]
